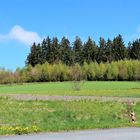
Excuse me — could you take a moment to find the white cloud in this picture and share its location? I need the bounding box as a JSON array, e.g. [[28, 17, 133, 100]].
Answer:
[[0, 25, 42, 46]]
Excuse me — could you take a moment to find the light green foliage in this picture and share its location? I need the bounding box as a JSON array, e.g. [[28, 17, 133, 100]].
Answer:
[[70, 63, 83, 81], [106, 62, 119, 80], [117, 60, 129, 80], [0, 60, 140, 84]]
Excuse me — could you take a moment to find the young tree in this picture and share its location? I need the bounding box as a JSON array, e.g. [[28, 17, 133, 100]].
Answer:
[[70, 63, 84, 91]]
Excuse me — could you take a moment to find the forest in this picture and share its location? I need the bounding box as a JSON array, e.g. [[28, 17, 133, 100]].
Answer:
[[0, 34, 140, 84], [26, 34, 140, 66]]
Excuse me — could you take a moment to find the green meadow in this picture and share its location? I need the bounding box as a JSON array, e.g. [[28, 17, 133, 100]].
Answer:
[[0, 81, 140, 97], [0, 97, 140, 135], [0, 81, 140, 135]]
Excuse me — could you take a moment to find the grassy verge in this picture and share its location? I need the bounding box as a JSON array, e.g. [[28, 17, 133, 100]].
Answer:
[[0, 97, 140, 135], [0, 81, 140, 97]]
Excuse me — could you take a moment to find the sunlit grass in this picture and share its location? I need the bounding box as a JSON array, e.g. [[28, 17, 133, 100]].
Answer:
[[0, 81, 140, 97], [1, 97, 140, 135]]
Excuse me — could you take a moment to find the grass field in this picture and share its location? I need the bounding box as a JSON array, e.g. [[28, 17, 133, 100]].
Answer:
[[0, 81, 140, 97], [0, 82, 140, 135], [0, 97, 140, 135]]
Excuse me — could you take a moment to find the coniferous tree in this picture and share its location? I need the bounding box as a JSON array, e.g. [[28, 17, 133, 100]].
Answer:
[[60, 37, 73, 65], [41, 39, 47, 63], [106, 39, 113, 62], [97, 37, 107, 63], [26, 43, 42, 66], [83, 37, 97, 63], [51, 37, 60, 63], [127, 42, 132, 59], [112, 34, 127, 61], [73, 36, 83, 64], [129, 39, 140, 60], [42, 36, 60, 64], [45, 36, 52, 63], [26, 35, 140, 67]]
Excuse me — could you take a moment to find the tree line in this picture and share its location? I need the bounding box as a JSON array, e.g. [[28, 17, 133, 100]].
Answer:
[[0, 60, 140, 84], [26, 34, 140, 66]]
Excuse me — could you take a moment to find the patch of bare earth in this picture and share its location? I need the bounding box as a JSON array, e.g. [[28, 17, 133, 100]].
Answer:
[[0, 94, 140, 102]]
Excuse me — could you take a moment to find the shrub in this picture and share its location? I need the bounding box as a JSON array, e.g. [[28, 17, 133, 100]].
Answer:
[[0, 60, 140, 83]]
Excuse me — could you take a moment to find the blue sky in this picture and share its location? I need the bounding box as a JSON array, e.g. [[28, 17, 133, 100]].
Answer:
[[0, 0, 140, 70]]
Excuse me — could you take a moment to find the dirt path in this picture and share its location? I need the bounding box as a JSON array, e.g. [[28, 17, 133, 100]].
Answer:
[[1, 94, 140, 102]]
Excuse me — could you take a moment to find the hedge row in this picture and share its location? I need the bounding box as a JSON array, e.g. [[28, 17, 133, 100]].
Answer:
[[0, 60, 140, 84]]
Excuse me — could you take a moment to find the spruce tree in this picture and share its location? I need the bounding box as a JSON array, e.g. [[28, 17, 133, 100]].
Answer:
[[106, 39, 113, 62], [45, 36, 52, 63], [112, 34, 127, 61], [129, 39, 140, 60], [83, 37, 97, 63], [97, 37, 107, 63], [41, 39, 47, 63], [60, 37, 73, 65], [51, 37, 60, 63], [26, 43, 42, 66], [73, 36, 83, 64]]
